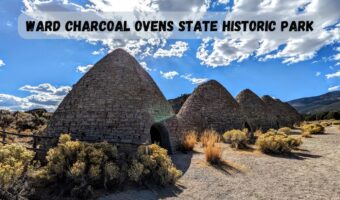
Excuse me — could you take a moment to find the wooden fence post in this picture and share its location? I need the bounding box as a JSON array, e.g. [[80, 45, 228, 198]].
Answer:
[[1, 131, 6, 144]]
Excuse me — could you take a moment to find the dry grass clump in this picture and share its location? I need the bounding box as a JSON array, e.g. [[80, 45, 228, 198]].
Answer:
[[204, 144, 222, 164], [302, 124, 324, 135], [129, 144, 182, 186], [199, 130, 222, 164], [256, 132, 302, 154], [180, 131, 197, 151], [200, 129, 220, 147], [0, 144, 35, 188], [278, 127, 291, 135], [223, 130, 248, 149]]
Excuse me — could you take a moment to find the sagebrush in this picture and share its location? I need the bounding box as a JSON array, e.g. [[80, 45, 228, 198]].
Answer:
[[223, 130, 248, 149], [256, 132, 302, 154], [0, 144, 35, 188]]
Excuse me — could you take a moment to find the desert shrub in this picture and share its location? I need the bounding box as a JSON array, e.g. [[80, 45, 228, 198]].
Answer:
[[285, 136, 302, 149], [302, 124, 324, 135], [180, 131, 197, 151], [278, 127, 291, 135], [254, 130, 263, 138], [268, 128, 277, 133], [30, 134, 120, 198], [256, 132, 302, 154], [14, 112, 36, 131], [301, 131, 312, 138], [223, 130, 248, 149], [320, 121, 332, 127], [0, 110, 15, 129], [131, 144, 182, 185], [200, 129, 220, 147], [332, 120, 340, 125], [204, 144, 222, 164], [0, 144, 35, 188]]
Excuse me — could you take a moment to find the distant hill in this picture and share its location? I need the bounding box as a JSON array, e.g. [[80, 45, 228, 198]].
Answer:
[[288, 91, 340, 114], [168, 94, 190, 113]]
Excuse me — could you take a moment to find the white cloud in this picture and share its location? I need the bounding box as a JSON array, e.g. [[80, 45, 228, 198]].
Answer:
[[21, 0, 202, 59], [218, 0, 229, 4], [180, 74, 208, 84], [92, 48, 105, 55], [328, 85, 340, 92], [325, 70, 340, 79], [315, 72, 321, 76], [76, 64, 94, 73], [140, 61, 152, 72], [197, 0, 339, 67], [22, 0, 340, 68], [154, 41, 189, 58], [160, 70, 179, 79], [0, 83, 71, 111], [333, 53, 340, 61], [0, 59, 5, 67], [6, 21, 13, 27]]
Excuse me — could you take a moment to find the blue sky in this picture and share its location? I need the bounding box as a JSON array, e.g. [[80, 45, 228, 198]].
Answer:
[[0, 0, 339, 111]]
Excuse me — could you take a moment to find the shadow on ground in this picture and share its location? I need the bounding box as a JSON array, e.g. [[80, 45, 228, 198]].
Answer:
[[171, 151, 193, 173], [212, 160, 245, 175], [268, 151, 322, 160]]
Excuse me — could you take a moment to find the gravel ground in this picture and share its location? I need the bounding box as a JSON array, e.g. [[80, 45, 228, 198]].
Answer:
[[99, 126, 340, 200]]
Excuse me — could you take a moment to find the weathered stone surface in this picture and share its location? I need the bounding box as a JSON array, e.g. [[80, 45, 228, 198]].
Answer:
[[45, 48, 175, 148], [236, 89, 278, 131], [261, 95, 301, 128], [177, 80, 248, 134]]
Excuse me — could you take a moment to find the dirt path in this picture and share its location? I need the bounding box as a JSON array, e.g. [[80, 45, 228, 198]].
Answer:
[[99, 126, 340, 200]]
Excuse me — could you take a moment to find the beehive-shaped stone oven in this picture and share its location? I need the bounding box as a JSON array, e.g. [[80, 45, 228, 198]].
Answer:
[[236, 89, 278, 131], [261, 95, 300, 128], [45, 49, 176, 152], [177, 80, 249, 133]]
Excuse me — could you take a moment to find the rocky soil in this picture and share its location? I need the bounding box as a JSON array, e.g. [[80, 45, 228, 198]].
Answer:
[[99, 126, 340, 200]]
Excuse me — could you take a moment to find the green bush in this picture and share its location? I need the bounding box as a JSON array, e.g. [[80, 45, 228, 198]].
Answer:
[[256, 132, 302, 154], [223, 130, 248, 149], [131, 144, 182, 186], [302, 124, 324, 135], [0, 144, 35, 188]]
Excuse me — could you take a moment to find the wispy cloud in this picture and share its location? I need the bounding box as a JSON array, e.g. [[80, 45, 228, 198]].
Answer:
[[154, 41, 188, 58], [0, 59, 5, 67], [76, 64, 93, 73], [328, 85, 340, 92], [92, 48, 105, 55], [325, 70, 340, 79], [315, 72, 321, 77], [180, 74, 208, 84], [160, 71, 179, 79], [140, 62, 152, 72]]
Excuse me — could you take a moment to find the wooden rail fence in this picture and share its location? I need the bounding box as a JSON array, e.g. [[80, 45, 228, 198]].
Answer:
[[0, 130, 146, 152], [0, 130, 54, 151]]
